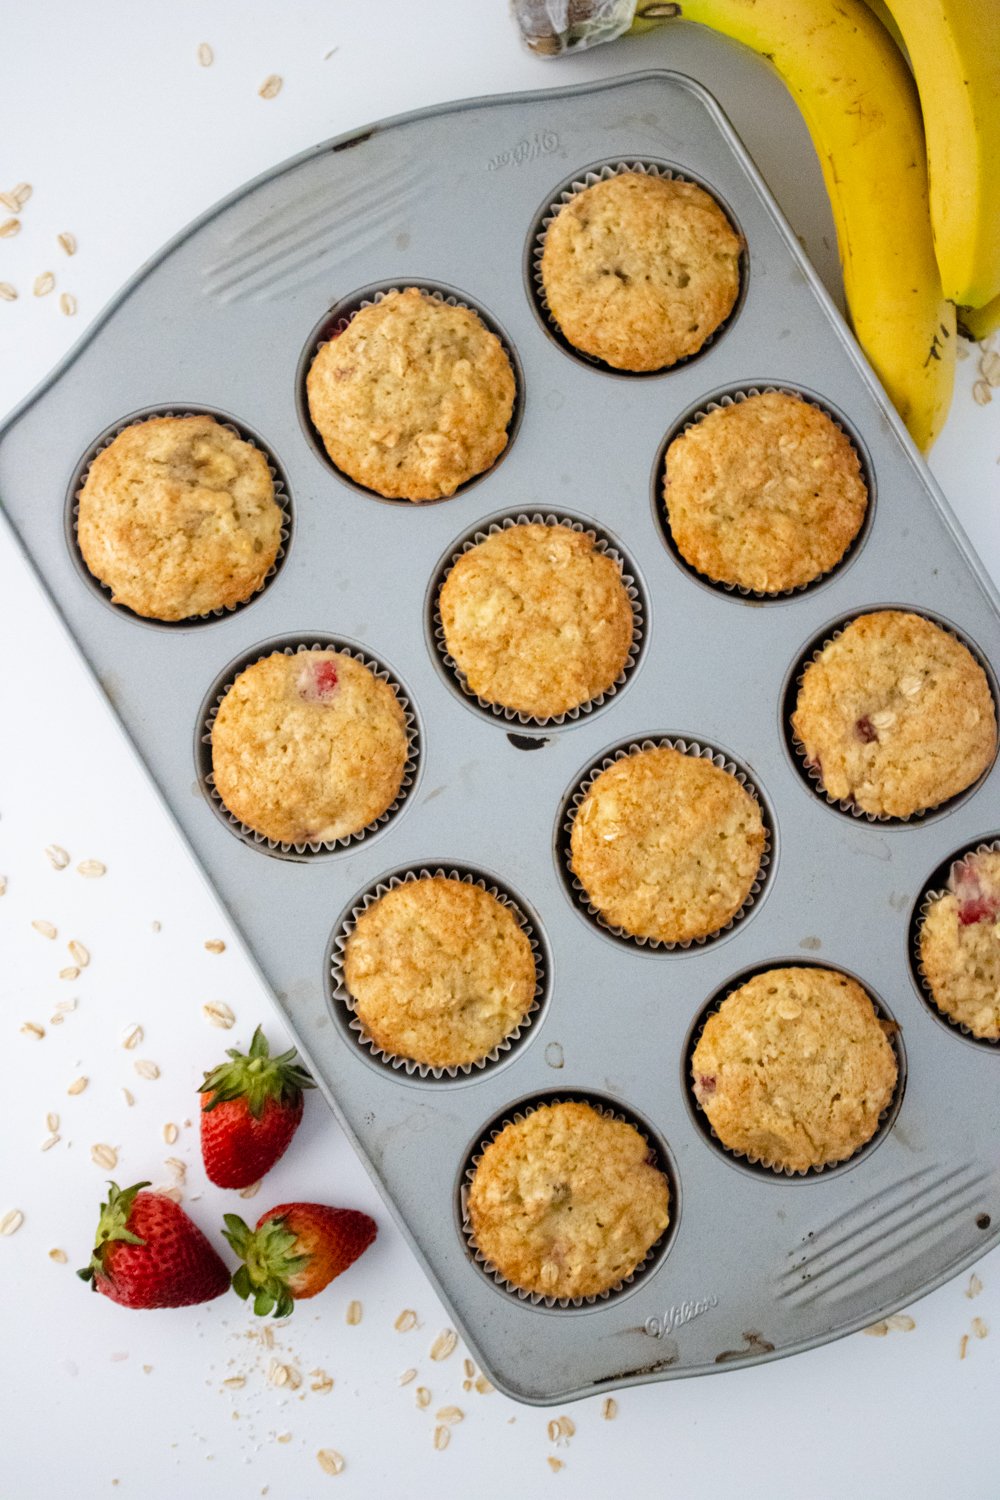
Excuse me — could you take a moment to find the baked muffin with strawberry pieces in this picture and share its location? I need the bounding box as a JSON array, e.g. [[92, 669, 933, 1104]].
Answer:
[[919, 849, 1000, 1039], [78, 1181, 230, 1308], [211, 649, 410, 845], [200, 1026, 315, 1188], [223, 1203, 377, 1317], [792, 611, 996, 818]]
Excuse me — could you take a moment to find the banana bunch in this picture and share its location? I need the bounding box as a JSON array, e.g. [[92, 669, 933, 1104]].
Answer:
[[514, 0, 1000, 451]]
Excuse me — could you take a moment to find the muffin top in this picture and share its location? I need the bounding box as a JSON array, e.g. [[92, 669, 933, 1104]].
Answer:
[[540, 172, 742, 372], [76, 414, 282, 621], [792, 611, 996, 818], [569, 745, 765, 943], [467, 1101, 670, 1300], [438, 523, 634, 718], [664, 391, 868, 593], [342, 876, 537, 1068], [306, 288, 516, 501], [211, 650, 409, 845], [919, 850, 1000, 1039], [691, 967, 898, 1173]]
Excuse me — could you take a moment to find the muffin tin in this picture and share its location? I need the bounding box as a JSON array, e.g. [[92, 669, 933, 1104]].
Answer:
[[2, 71, 999, 1404]]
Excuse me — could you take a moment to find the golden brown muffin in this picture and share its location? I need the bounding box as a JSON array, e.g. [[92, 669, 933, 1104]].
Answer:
[[342, 876, 537, 1068], [569, 746, 766, 943], [438, 523, 634, 718], [540, 172, 742, 371], [664, 391, 868, 593], [306, 288, 516, 501], [792, 611, 996, 819], [467, 1101, 669, 1299], [77, 415, 282, 621], [919, 850, 1000, 1039], [211, 650, 409, 845], [691, 967, 898, 1173]]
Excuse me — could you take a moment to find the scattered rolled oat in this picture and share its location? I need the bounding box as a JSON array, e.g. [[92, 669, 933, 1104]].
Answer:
[[45, 845, 70, 870], [474, 1374, 494, 1395], [48, 1248, 67, 1263], [13, 183, 31, 209], [151, 921, 161, 933], [547, 1458, 564, 1474], [547, 1420, 561, 1443], [311, 1373, 334, 1394], [1, 1210, 24, 1236], [46, 1112, 59, 1132], [40, 1134, 60, 1152], [602, 1397, 618, 1419], [121, 1089, 135, 1107], [222, 1375, 246, 1390], [0, 284, 16, 302], [436, 1406, 464, 1424], [967, 1273, 984, 1299], [122, 1025, 143, 1050], [57, 232, 76, 256], [415, 1387, 431, 1409], [258, 74, 283, 100], [960, 1333, 970, 1359], [77, 859, 106, 878], [68, 1076, 88, 1095], [432, 1426, 450, 1452], [162, 1123, 179, 1145], [981, 351, 1000, 387], [276, 1433, 292, 1445], [463, 1358, 474, 1380], [885, 1313, 916, 1332], [0, 192, 19, 212], [21, 1022, 45, 1040], [862, 1321, 889, 1337], [238, 1179, 261, 1199], [91, 1144, 118, 1170], [197, 42, 214, 66], [33, 272, 55, 297], [164, 1157, 186, 1182], [973, 380, 992, 406], [59, 293, 77, 317], [204, 939, 226, 953], [346, 1300, 362, 1326], [0, 217, 19, 238], [59, 966, 81, 981], [134, 1060, 160, 1080], [972, 1316, 989, 1339], [394, 1308, 418, 1332], [32, 919, 57, 940], [398, 1368, 417, 1386], [557, 1415, 575, 1439], [430, 1328, 457, 1362], [203, 1001, 235, 1029], [316, 1450, 344, 1476], [158, 1186, 183, 1205]]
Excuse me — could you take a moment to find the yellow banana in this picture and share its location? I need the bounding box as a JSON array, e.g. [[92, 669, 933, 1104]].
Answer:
[[869, 0, 1000, 308], [515, 0, 955, 451], [959, 294, 1000, 344]]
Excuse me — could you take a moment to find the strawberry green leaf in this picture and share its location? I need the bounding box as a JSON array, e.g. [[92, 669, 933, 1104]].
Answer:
[[78, 1180, 151, 1284], [200, 1028, 314, 1121]]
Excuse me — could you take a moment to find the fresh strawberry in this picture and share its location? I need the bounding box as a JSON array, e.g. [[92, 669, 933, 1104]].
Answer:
[[199, 1026, 315, 1189], [77, 1181, 230, 1309], [223, 1203, 377, 1317]]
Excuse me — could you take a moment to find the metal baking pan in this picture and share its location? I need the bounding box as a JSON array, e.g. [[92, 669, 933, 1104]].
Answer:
[[2, 71, 999, 1405]]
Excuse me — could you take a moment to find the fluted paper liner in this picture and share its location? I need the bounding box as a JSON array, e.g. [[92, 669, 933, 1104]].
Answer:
[[200, 638, 418, 856], [561, 736, 772, 950], [530, 160, 745, 372], [329, 866, 547, 1078], [913, 838, 1000, 1047], [460, 1095, 673, 1308], [70, 407, 291, 625], [431, 511, 645, 727]]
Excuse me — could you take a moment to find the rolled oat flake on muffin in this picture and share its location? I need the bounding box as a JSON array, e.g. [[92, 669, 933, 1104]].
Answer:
[[76, 414, 283, 621], [691, 967, 898, 1173], [467, 1100, 669, 1299], [306, 288, 516, 501], [211, 649, 408, 845], [540, 172, 742, 371], [342, 876, 537, 1069], [919, 849, 1000, 1039], [792, 610, 996, 818], [439, 522, 634, 718]]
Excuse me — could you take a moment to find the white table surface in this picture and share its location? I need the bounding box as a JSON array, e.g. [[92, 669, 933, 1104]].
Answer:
[[2, 4, 999, 1496]]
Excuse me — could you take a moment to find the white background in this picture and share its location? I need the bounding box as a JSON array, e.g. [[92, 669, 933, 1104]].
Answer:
[[2, 4, 999, 1497]]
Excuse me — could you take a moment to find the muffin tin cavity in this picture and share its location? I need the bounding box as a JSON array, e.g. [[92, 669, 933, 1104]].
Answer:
[[556, 735, 774, 952], [457, 1091, 681, 1310], [326, 864, 551, 1084], [684, 960, 906, 1180], [782, 607, 999, 825], [426, 510, 647, 728], [295, 280, 525, 502], [909, 837, 1000, 1050], [524, 160, 748, 377], [195, 633, 420, 860], [651, 385, 875, 601], [66, 405, 293, 630]]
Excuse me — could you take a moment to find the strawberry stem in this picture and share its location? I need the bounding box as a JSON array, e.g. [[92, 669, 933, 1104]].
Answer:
[[222, 1212, 308, 1319]]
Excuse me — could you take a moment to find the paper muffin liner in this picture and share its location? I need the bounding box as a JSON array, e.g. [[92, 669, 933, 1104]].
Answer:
[[560, 736, 772, 950], [459, 1094, 676, 1308], [686, 963, 905, 1178], [430, 510, 645, 727], [198, 637, 419, 857], [655, 386, 873, 600], [298, 281, 523, 501], [328, 865, 548, 1078], [787, 611, 998, 824], [528, 160, 745, 374], [912, 837, 1000, 1048], [68, 406, 292, 627]]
